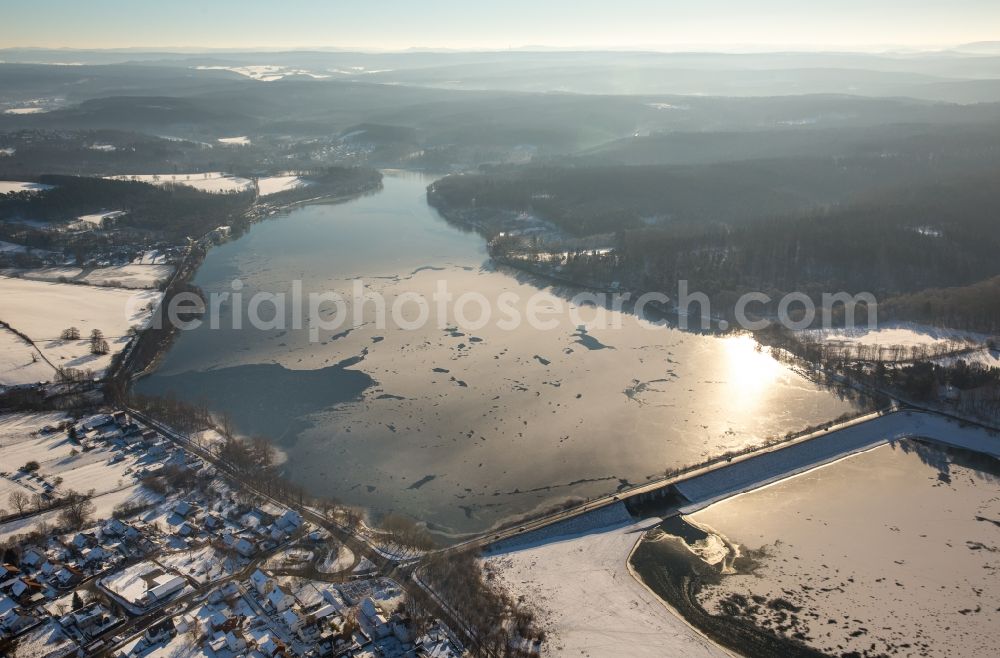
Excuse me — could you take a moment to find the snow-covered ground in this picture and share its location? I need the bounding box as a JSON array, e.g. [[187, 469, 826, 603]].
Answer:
[[264, 547, 314, 570], [194, 64, 331, 81], [0, 411, 163, 540], [0, 180, 54, 194], [0, 483, 161, 542], [0, 266, 80, 281], [133, 249, 170, 265], [278, 577, 344, 608], [0, 327, 55, 386], [317, 544, 355, 573], [75, 209, 125, 227], [0, 417, 49, 501], [101, 560, 160, 606], [8, 622, 76, 658], [0, 276, 161, 377], [483, 504, 727, 658], [258, 174, 312, 196], [804, 321, 987, 347], [84, 264, 174, 289], [3, 107, 48, 115], [689, 439, 1000, 658], [217, 135, 250, 146], [2, 264, 173, 289], [107, 172, 253, 194], [158, 545, 233, 585], [674, 410, 1000, 511]]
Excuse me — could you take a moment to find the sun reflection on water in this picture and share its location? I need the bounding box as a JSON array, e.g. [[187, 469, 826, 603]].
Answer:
[[722, 334, 788, 409]]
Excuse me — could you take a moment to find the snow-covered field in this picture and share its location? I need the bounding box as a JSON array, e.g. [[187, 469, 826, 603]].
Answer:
[[0, 483, 160, 542], [258, 174, 312, 196], [674, 410, 1000, 511], [483, 504, 727, 658], [3, 107, 48, 115], [75, 209, 125, 227], [688, 439, 1000, 658], [0, 327, 55, 386], [218, 135, 250, 146], [84, 264, 174, 289], [2, 264, 173, 289], [0, 276, 161, 377], [107, 172, 253, 194], [194, 64, 330, 81], [8, 622, 76, 658], [0, 266, 80, 281], [0, 180, 54, 194], [0, 411, 164, 540], [804, 321, 987, 347]]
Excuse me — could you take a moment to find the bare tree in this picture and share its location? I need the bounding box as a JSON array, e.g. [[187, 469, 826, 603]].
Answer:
[[59, 490, 96, 531], [8, 490, 29, 516]]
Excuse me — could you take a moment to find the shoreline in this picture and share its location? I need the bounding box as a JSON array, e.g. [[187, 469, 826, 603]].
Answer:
[[118, 182, 385, 390]]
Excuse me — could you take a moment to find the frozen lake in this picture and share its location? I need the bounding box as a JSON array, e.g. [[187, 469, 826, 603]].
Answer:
[[135, 171, 861, 536], [675, 438, 1000, 657]]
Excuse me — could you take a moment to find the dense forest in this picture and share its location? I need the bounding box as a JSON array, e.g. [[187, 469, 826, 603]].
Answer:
[[0, 174, 253, 239], [431, 163, 1000, 331]]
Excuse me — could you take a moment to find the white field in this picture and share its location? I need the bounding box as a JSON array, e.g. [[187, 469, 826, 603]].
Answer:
[[85, 264, 174, 289], [9, 622, 76, 658], [0, 147, 14, 156], [75, 210, 125, 227], [258, 175, 312, 196], [689, 441, 1000, 658], [2, 264, 172, 289], [0, 181, 54, 194], [194, 64, 331, 81], [484, 506, 727, 658], [3, 107, 48, 115], [0, 267, 81, 282], [0, 276, 161, 376], [0, 411, 162, 540], [218, 135, 250, 146], [0, 474, 36, 511], [0, 327, 56, 386], [107, 172, 252, 194], [805, 321, 987, 347], [0, 484, 161, 542]]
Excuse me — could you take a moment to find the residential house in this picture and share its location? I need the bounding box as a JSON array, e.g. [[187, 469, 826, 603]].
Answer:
[[266, 586, 293, 612]]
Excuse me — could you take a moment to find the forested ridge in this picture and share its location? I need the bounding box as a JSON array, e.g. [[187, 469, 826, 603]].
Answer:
[[430, 163, 1000, 331], [0, 174, 253, 239]]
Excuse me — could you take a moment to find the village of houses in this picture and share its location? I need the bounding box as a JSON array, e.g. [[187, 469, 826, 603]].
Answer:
[[0, 409, 464, 658]]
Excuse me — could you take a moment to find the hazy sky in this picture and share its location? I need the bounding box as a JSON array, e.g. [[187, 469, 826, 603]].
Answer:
[[3, 0, 998, 51]]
